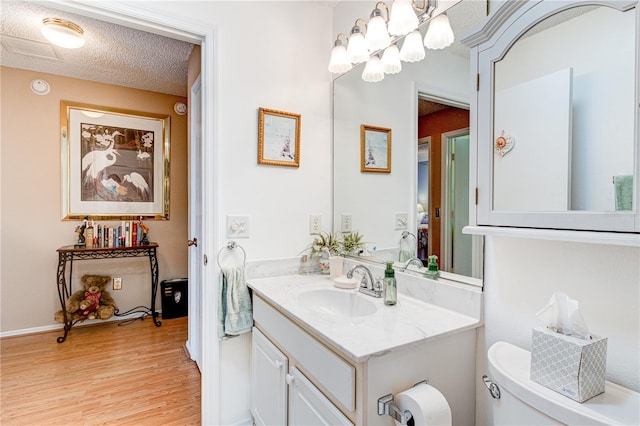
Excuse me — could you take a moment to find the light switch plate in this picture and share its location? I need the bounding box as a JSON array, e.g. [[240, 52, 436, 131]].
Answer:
[[395, 212, 408, 230], [227, 215, 250, 238]]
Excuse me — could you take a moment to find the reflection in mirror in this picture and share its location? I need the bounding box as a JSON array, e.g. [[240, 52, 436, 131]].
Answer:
[[332, 0, 486, 284], [493, 5, 636, 212]]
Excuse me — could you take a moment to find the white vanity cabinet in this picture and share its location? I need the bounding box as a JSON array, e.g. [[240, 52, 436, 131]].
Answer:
[[251, 297, 354, 426], [250, 327, 288, 426], [250, 289, 478, 426], [461, 0, 640, 237]]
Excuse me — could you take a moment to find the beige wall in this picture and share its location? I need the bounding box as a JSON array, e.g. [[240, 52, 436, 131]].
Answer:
[[0, 66, 188, 333]]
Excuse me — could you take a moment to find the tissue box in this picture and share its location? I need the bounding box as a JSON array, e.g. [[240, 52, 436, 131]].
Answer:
[[530, 327, 607, 402]]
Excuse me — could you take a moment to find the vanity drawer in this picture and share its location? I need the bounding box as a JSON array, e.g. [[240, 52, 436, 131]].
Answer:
[[253, 296, 356, 412]]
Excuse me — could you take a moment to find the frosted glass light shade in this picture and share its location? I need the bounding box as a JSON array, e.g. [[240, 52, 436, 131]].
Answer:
[[362, 56, 385, 83], [365, 15, 391, 52], [424, 13, 454, 50], [347, 32, 369, 64], [41, 18, 85, 49], [328, 45, 352, 73], [399, 30, 425, 63], [381, 45, 401, 74], [388, 0, 419, 36]]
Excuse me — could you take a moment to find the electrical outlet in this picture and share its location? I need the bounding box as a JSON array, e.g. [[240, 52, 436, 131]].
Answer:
[[341, 214, 352, 232], [309, 214, 321, 235], [113, 277, 123, 290], [395, 212, 409, 230]]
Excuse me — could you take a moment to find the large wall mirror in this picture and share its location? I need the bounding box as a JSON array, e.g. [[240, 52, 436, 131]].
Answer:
[[466, 0, 639, 233], [332, 0, 487, 283]]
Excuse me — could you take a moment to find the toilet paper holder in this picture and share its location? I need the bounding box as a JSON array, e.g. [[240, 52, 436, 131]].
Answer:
[[378, 380, 427, 426]]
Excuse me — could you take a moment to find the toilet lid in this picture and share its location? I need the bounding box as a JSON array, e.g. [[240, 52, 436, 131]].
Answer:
[[487, 341, 640, 425]]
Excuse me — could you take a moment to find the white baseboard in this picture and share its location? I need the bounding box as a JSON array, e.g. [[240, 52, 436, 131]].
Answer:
[[227, 417, 253, 426], [0, 311, 161, 339]]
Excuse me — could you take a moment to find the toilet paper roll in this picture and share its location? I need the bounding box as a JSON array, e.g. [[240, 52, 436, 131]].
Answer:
[[394, 383, 452, 426]]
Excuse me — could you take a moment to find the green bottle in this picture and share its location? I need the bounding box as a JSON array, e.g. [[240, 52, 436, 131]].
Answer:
[[383, 262, 397, 306], [425, 255, 440, 279]]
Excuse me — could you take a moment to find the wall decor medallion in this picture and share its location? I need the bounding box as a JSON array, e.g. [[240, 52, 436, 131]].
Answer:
[[495, 130, 515, 157]]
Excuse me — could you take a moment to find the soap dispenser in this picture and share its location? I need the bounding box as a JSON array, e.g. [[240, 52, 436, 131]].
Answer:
[[425, 255, 440, 279], [383, 262, 397, 306]]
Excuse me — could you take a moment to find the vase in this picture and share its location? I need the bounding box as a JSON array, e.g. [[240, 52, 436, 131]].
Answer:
[[318, 251, 330, 274]]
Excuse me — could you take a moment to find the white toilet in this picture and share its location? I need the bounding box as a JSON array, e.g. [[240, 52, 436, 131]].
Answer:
[[486, 341, 639, 425]]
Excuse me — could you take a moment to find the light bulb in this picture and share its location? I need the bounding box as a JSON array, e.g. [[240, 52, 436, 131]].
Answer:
[[388, 0, 419, 36], [365, 14, 391, 52], [381, 44, 401, 74], [362, 56, 385, 83], [347, 29, 369, 64], [400, 30, 425, 63], [424, 13, 454, 50], [328, 45, 352, 73]]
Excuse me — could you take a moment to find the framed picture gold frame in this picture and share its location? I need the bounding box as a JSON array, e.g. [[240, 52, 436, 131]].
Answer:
[[258, 107, 301, 167], [361, 124, 391, 173], [60, 100, 170, 220]]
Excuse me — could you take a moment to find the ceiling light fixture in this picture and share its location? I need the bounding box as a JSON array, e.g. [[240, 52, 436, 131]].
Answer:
[[329, 0, 454, 82], [41, 18, 85, 49]]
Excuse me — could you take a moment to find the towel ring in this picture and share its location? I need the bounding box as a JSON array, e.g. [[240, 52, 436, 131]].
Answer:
[[217, 241, 246, 268]]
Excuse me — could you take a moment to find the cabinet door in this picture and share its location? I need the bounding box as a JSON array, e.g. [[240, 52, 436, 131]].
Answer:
[[288, 367, 353, 426], [251, 327, 288, 426]]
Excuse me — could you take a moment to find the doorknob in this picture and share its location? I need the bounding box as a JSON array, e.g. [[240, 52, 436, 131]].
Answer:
[[187, 237, 198, 247]]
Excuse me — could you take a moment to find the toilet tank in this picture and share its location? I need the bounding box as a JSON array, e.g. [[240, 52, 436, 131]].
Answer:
[[487, 341, 639, 426]]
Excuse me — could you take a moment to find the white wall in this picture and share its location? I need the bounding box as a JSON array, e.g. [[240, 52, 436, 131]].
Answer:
[[476, 237, 640, 425], [133, 2, 335, 424]]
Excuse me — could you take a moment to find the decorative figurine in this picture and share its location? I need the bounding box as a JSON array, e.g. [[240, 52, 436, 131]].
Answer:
[[138, 219, 150, 245], [75, 216, 88, 248]]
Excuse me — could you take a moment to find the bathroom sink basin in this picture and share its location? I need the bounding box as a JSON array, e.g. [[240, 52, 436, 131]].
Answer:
[[295, 288, 377, 318]]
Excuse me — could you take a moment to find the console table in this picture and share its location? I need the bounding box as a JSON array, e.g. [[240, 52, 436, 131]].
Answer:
[[56, 243, 161, 343]]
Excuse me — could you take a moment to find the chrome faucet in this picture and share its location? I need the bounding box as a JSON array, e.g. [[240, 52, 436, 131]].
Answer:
[[347, 264, 382, 298], [401, 257, 424, 271]]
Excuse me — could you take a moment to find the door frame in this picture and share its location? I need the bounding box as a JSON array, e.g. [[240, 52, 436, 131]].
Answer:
[[441, 128, 470, 272], [40, 2, 220, 424]]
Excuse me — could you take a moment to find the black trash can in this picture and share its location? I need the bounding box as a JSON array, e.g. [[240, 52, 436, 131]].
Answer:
[[161, 278, 188, 319]]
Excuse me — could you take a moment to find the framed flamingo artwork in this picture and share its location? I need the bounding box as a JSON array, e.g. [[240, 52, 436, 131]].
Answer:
[[60, 101, 170, 220]]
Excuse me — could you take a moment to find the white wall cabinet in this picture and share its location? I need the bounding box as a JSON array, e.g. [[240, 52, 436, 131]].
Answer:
[[461, 0, 640, 236]]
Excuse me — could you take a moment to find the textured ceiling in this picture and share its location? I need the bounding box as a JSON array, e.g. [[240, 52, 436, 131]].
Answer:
[[0, 1, 194, 96]]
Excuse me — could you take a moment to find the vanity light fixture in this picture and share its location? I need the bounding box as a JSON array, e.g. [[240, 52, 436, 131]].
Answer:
[[381, 44, 402, 74], [362, 55, 385, 83], [365, 3, 391, 51], [423, 13, 454, 50], [346, 19, 369, 64], [329, 0, 455, 82], [328, 33, 353, 73], [399, 30, 425, 63], [41, 17, 85, 49]]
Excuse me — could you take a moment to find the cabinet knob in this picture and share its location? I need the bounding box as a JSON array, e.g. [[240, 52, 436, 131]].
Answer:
[[285, 373, 294, 385], [274, 360, 283, 369]]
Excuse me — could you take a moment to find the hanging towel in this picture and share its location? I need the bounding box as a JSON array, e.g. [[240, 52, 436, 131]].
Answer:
[[218, 265, 253, 339], [614, 175, 633, 211]]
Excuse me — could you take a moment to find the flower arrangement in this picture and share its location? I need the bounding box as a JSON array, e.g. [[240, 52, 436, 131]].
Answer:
[[341, 231, 365, 255]]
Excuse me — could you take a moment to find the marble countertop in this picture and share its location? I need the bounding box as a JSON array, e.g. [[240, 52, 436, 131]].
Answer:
[[248, 274, 481, 363]]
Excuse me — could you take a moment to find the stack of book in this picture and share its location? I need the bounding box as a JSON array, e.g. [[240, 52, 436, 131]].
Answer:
[[83, 220, 147, 248]]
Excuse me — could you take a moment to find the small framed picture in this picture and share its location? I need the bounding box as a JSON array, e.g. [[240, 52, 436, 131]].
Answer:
[[361, 124, 391, 173], [258, 107, 301, 167]]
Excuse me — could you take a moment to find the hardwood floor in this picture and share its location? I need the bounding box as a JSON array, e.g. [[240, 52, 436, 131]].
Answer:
[[1, 317, 200, 425]]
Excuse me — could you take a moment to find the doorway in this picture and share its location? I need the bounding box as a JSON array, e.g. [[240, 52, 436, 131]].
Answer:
[[416, 95, 470, 270]]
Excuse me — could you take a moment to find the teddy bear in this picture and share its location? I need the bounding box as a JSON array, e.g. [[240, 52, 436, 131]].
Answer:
[[54, 274, 118, 323]]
